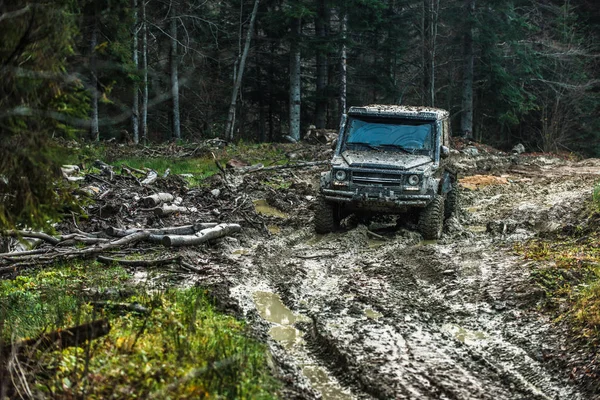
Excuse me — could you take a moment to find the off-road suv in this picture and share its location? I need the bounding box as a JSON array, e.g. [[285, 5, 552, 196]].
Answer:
[[315, 105, 458, 239]]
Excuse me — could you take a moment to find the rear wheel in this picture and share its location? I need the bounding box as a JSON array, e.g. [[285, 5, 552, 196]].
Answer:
[[444, 182, 460, 220], [418, 195, 445, 240], [314, 195, 341, 233]]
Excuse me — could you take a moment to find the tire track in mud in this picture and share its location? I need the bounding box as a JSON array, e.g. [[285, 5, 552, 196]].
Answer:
[[231, 168, 598, 399]]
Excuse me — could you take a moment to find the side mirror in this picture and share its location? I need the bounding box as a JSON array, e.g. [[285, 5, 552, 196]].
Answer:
[[440, 145, 450, 159]]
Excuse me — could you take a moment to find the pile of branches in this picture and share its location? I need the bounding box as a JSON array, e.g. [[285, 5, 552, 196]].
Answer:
[[0, 222, 241, 275]]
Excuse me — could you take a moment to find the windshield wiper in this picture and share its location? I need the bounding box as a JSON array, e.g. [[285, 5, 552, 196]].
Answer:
[[347, 142, 383, 151], [376, 144, 417, 154]]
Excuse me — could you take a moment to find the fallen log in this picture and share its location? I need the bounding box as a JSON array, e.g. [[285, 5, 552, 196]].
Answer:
[[106, 223, 218, 238], [141, 170, 158, 185], [154, 205, 188, 217], [3, 230, 60, 246], [142, 193, 174, 207], [162, 223, 241, 247], [244, 160, 328, 173], [96, 255, 181, 267], [4, 319, 110, 357]]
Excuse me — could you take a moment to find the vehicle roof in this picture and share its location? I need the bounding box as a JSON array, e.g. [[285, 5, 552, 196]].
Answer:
[[348, 104, 449, 120]]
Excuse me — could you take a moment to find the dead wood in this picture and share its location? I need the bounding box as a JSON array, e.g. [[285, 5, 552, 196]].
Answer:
[[141, 170, 158, 185], [162, 223, 241, 247], [154, 204, 187, 217], [121, 164, 147, 175], [244, 160, 328, 173], [3, 319, 110, 357], [3, 230, 60, 246], [0, 248, 53, 258], [142, 193, 174, 207], [106, 223, 218, 238], [96, 255, 181, 267], [90, 301, 149, 315]]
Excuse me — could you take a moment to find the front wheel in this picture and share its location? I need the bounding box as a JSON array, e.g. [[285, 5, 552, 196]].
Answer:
[[444, 182, 460, 220], [314, 195, 341, 233], [418, 195, 445, 240]]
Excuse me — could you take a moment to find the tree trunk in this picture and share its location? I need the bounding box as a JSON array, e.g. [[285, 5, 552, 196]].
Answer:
[[339, 10, 348, 115], [90, 15, 99, 141], [422, 0, 435, 107], [460, 0, 475, 138], [131, 0, 139, 144], [170, 1, 181, 140], [141, 0, 148, 144], [224, 0, 260, 141], [289, 17, 301, 141], [315, 0, 329, 129]]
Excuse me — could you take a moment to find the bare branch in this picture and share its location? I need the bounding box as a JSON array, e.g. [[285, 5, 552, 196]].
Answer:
[[0, 5, 31, 23]]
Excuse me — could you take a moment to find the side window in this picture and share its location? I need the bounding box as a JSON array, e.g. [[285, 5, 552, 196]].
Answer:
[[442, 119, 450, 147]]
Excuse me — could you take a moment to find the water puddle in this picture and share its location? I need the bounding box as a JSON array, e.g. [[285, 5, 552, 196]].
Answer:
[[268, 225, 281, 235], [467, 225, 487, 233], [368, 238, 386, 248], [302, 366, 353, 400], [442, 323, 487, 346], [364, 308, 383, 320], [252, 291, 353, 400], [253, 199, 288, 218]]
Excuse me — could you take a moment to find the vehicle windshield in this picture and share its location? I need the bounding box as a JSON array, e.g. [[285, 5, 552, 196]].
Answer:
[[342, 116, 435, 155]]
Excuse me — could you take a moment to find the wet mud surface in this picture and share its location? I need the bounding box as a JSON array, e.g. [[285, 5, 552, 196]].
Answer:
[[224, 155, 600, 399]]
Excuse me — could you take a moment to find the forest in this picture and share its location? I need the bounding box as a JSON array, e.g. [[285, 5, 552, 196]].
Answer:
[[2, 0, 599, 147], [2, 1, 600, 398]]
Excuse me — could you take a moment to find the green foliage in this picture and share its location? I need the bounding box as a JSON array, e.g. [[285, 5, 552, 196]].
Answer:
[[516, 231, 600, 345], [593, 182, 600, 211], [0, 1, 86, 230], [1, 263, 280, 399], [111, 142, 288, 186]]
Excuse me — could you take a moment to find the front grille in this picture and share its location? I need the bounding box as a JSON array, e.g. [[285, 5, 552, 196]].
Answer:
[[352, 171, 404, 186]]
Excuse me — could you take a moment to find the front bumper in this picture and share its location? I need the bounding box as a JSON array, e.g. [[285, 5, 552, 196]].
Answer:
[[322, 187, 433, 207]]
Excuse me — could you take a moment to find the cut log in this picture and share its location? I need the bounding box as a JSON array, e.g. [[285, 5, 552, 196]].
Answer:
[[106, 223, 218, 237], [154, 205, 187, 217], [141, 170, 158, 185], [162, 223, 241, 247], [142, 193, 174, 207]]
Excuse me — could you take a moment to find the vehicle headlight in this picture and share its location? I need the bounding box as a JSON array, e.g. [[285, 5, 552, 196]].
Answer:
[[334, 170, 347, 181], [408, 175, 420, 185]]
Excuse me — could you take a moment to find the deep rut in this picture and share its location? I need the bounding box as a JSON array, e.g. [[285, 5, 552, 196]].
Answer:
[[230, 168, 599, 399]]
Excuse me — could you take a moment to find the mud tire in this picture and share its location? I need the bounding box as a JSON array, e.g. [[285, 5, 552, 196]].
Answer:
[[418, 195, 445, 240], [314, 196, 341, 233], [444, 182, 460, 220]]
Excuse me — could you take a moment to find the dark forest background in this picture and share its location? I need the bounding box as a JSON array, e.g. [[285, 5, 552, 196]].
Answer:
[[1, 0, 599, 228]]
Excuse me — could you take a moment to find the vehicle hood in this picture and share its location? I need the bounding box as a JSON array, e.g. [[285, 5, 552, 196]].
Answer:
[[341, 150, 433, 170]]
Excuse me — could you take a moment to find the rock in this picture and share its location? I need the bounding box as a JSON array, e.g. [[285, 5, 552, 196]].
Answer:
[[211, 189, 221, 197], [462, 146, 479, 156], [512, 143, 526, 154]]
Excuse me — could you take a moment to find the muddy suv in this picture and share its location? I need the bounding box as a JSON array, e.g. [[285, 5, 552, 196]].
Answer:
[[315, 105, 458, 239]]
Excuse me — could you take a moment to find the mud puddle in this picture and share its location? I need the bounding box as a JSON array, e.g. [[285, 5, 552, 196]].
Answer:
[[227, 164, 600, 399], [244, 289, 353, 399]]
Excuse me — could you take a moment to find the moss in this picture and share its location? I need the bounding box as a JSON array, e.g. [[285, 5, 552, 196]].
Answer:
[[1, 264, 280, 399]]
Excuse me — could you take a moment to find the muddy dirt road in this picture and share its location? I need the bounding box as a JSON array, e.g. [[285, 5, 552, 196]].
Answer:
[[222, 155, 600, 400]]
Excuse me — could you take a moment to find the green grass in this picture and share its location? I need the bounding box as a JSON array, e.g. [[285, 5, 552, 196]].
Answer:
[[1, 263, 280, 399], [593, 182, 600, 212], [110, 143, 289, 186], [516, 233, 600, 344]]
